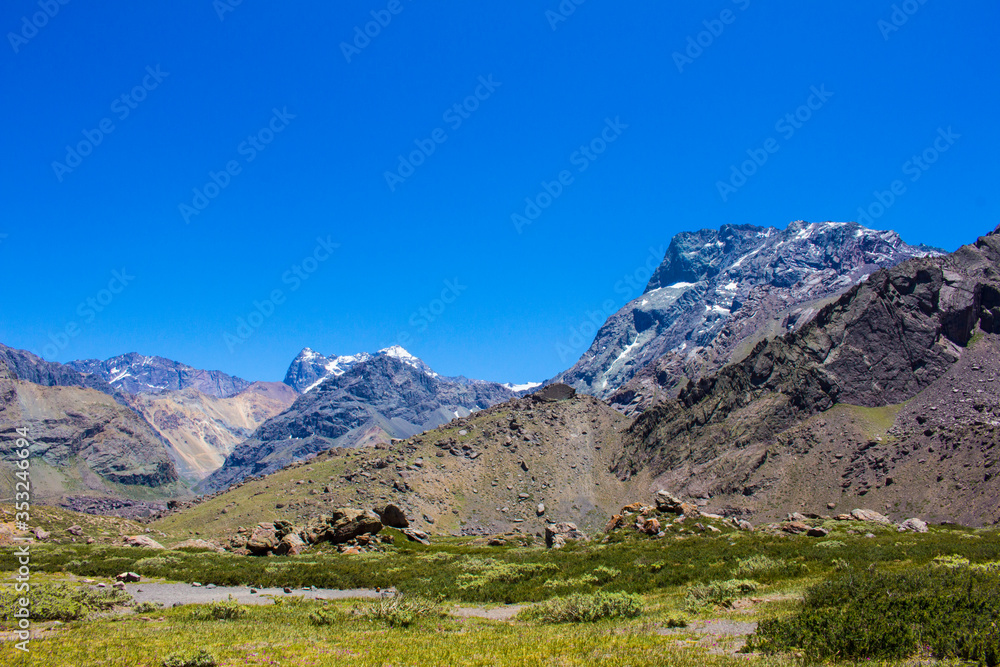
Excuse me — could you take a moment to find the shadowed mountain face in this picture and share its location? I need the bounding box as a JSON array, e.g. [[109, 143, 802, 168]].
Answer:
[[201, 354, 516, 492], [0, 344, 118, 397], [68, 353, 251, 398], [552, 221, 938, 409], [0, 361, 180, 501], [612, 225, 1000, 525]]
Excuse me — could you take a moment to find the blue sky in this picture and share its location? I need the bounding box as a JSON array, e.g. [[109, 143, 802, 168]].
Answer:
[[1, 1, 997, 385]]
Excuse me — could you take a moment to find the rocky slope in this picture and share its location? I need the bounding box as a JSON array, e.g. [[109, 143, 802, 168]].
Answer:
[[153, 384, 649, 541], [0, 361, 182, 503], [613, 224, 1000, 526], [552, 221, 937, 410], [201, 352, 518, 492], [124, 382, 298, 481], [69, 352, 251, 398]]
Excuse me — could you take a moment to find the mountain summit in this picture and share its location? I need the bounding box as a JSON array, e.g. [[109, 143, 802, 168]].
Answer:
[[552, 220, 939, 409]]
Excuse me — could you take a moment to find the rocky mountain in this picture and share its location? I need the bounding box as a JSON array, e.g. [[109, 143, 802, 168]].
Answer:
[[612, 224, 1000, 526], [124, 382, 299, 482], [552, 221, 938, 411], [0, 359, 182, 503], [283, 345, 448, 393], [0, 343, 118, 397], [201, 351, 518, 492], [68, 352, 251, 398]]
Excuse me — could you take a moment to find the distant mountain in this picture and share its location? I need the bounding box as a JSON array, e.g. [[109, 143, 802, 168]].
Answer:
[[68, 353, 251, 398], [124, 381, 299, 481], [552, 221, 939, 410], [283, 345, 438, 393], [0, 343, 118, 397], [0, 356, 181, 502], [202, 351, 517, 492]]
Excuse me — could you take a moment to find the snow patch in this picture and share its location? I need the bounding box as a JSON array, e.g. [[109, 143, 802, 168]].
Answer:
[[503, 381, 542, 393]]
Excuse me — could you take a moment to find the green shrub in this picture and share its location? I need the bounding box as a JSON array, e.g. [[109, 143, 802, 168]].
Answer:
[[0, 583, 132, 621], [746, 566, 1000, 664], [134, 601, 164, 613], [190, 596, 248, 621], [814, 540, 846, 549], [521, 592, 642, 623], [162, 649, 217, 667], [733, 555, 785, 577], [358, 594, 441, 628], [684, 579, 758, 610], [308, 606, 344, 626]]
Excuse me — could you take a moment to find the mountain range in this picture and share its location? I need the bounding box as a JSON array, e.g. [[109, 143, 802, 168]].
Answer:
[[3, 219, 997, 531]]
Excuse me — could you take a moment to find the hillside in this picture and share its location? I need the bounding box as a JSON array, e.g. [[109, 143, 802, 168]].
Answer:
[[153, 385, 647, 542], [614, 225, 1000, 525]]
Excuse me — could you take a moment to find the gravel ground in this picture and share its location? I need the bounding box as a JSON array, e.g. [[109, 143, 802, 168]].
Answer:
[[124, 583, 393, 607]]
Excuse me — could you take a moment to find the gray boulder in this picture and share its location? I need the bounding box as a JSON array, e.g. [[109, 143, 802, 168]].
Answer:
[[897, 517, 928, 533], [545, 522, 588, 549]]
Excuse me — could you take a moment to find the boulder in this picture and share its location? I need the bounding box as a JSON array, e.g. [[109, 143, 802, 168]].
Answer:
[[536, 503, 545, 516], [604, 514, 627, 533], [897, 518, 928, 533], [638, 517, 661, 535], [850, 509, 892, 525], [679, 502, 701, 518], [545, 522, 587, 549], [377, 504, 409, 529], [401, 528, 430, 545], [807, 527, 829, 537], [781, 521, 809, 535], [277, 532, 308, 555], [115, 572, 141, 583], [246, 524, 279, 555], [787, 512, 809, 522], [329, 508, 382, 544], [123, 535, 165, 550], [531, 383, 576, 402], [33, 528, 50, 541], [621, 502, 645, 514], [66, 525, 84, 536], [655, 490, 684, 513]]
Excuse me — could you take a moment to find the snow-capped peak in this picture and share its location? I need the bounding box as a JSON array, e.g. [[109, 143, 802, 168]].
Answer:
[[503, 381, 542, 393]]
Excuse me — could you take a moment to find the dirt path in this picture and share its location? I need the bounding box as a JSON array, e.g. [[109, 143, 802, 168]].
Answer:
[[124, 583, 392, 606]]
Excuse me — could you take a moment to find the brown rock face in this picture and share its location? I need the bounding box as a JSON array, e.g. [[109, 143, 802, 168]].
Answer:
[[377, 504, 409, 528]]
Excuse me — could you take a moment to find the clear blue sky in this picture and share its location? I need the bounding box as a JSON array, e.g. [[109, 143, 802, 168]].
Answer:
[[1, 1, 997, 384]]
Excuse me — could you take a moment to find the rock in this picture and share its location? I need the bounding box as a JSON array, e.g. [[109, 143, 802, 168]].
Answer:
[[172, 539, 225, 553], [192, 582, 202, 587], [897, 518, 929, 533], [787, 512, 809, 522], [34, 528, 50, 541], [115, 572, 141, 583], [283, 587, 293, 594], [604, 514, 627, 533], [807, 527, 829, 537], [113, 581, 125, 590], [850, 509, 892, 525], [206, 584, 217, 589], [487, 537, 506, 546], [85, 537, 95, 544], [781, 521, 809, 534], [401, 528, 430, 545], [827, 502, 837, 510], [621, 502, 645, 514], [536, 503, 545, 516], [246, 524, 279, 555], [655, 490, 684, 513], [123, 535, 165, 550], [377, 504, 409, 529], [706, 524, 721, 533], [639, 517, 661, 535], [277, 532, 308, 555], [679, 502, 701, 518], [545, 522, 587, 549], [66, 525, 84, 536], [531, 383, 576, 402], [327, 508, 382, 543], [834, 514, 853, 521]]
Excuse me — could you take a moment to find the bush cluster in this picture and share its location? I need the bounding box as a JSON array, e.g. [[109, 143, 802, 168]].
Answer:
[[520, 592, 642, 623], [746, 566, 1000, 664]]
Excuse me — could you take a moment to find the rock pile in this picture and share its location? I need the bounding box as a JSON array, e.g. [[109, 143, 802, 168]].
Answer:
[[229, 507, 392, 556], [545, 522, 587, 549]]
